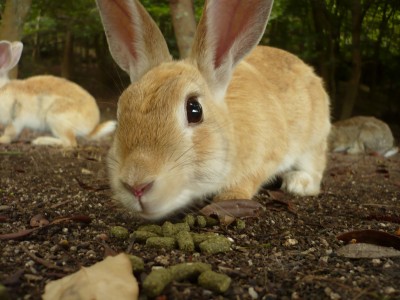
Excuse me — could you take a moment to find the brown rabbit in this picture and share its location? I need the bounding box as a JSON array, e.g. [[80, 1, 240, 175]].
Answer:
[[96, 0, 331, 219], [0, 40, 116, 147], [329, 116, 398, 157]]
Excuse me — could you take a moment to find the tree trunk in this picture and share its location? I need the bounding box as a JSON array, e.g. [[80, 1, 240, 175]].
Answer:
[[61, 30, 73, 79], [0, 0, 32, 78], [169, 0, 196, 58], [339, 0, 363, 120]]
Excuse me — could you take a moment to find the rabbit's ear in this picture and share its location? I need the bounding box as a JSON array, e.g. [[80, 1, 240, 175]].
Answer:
[[0, 41, 23, 73], [0, 41, 12, 72], [190, 0, 274, 100], [10, 42, 23, 69], [0, 41, 23, 77], [96, 0, 172, 82]]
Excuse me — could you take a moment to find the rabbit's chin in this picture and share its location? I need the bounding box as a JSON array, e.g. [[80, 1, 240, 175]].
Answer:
[[114, 187, 197, 220]]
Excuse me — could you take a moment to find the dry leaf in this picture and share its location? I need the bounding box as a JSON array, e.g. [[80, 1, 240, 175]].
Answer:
[[30, 214, 50, 227], [200, 200, 264, 219], [336, 243, 400, 258], [42, 253, 138, 300], [337, 229, 400, 250]]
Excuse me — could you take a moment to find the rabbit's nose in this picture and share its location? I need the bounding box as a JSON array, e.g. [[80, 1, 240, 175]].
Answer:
[[123, 181, 154, 198]]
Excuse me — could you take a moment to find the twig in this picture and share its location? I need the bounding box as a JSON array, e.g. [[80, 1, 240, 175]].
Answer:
[[20, 245, 75, 273]]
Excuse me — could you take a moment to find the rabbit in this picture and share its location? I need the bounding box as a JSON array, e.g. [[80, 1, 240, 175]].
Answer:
[[0, 40, 116, 147], [96, 0, 331, 220], [329, 116, 398, 157], [0, 40, 23, 88]]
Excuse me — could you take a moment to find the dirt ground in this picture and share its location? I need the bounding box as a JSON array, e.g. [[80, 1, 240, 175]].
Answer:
[[1, 117, 399, 300]]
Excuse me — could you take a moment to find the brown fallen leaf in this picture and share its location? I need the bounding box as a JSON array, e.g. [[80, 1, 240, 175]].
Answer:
[[0, 228, 40, 240], [337, 229, 400, 250], [0, 214, 92, 240], [74, 177, 110, 191], [30, 214, 50, 227], [336, 243, 400, 258], [200, 199, 264, 219], [42, 253, 138, 300]]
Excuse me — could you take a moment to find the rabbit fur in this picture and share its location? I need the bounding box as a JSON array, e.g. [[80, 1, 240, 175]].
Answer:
[[329, 116, 398, 157], [97, 0, 331, 219], [0, 40, 116, 147]]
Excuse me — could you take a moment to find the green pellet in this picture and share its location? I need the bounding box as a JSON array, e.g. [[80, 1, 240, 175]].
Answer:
[[191, 232, 219, 247], [0, 284, 10, 300], [127, 255, 145, 273], [162, 221, 190, 237], [169, 262, 212, 282], [131, 230, 159, 243], [146, 237, 176, 250], [142, 268, 172, 297], [137, 224, 162, 236], [235, 219, 246, 230], [183, 214, 196, 228], [161, 221, 175, 237], [198, 270, 231, 293], [205, 216, 219, 226], [199, 236, 231, 254], [176, 231, 195, 252], [109, 226, 129, 240], [196, 215, 207, 228]]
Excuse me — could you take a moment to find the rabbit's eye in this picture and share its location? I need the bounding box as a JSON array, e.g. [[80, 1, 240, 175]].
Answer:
[[186, 96, 203, 124]]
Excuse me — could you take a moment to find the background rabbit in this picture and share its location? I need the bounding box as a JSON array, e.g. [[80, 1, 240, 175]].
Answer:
[[329, 116, 398, 157], [96, 0, 331, 220], [0, 40, 116, 147]]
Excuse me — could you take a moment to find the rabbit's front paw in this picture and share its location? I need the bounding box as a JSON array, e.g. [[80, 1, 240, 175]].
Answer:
[[281, 171, 320, 196], [0, 135, 12, 144]]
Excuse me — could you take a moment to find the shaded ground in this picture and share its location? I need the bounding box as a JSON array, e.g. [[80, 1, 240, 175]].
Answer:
[[0, 122, 399, 299]]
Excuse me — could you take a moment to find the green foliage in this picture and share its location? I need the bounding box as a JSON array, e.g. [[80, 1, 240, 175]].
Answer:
[[24, 0, 101, 39], [1, 0, 398, 119]]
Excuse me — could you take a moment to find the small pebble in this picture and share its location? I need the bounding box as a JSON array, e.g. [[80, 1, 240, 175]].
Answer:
[[248, 286, 258, 299], [58, 239, 69, 248], [283, 238, 298, 247], [383, 286, 396, 294]]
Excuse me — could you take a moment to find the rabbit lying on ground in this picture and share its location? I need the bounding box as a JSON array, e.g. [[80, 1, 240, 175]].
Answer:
[[329, 116, 398, 157], [0, 40, 116, 147], [96, 0, 331, 220]]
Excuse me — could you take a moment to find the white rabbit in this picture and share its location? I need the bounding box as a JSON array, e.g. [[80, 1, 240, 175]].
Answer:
[[329, 116, 398, 157], [0, 40, 116, 147], [96, 0, 331, 219]]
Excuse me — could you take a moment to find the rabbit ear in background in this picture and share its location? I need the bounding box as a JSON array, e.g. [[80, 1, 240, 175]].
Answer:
[[0, 41, 23, 74], [10, 41, 23, 70], [190, 0, 274, 101], [96, 0, 172, 82], [0, 41, 13, 73]]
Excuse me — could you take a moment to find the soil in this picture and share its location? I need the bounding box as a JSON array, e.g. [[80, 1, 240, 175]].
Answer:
[[1, 109, 400, 300]]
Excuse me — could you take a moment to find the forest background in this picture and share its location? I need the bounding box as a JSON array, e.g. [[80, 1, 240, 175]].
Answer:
[[0, 0, 399, 124]]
